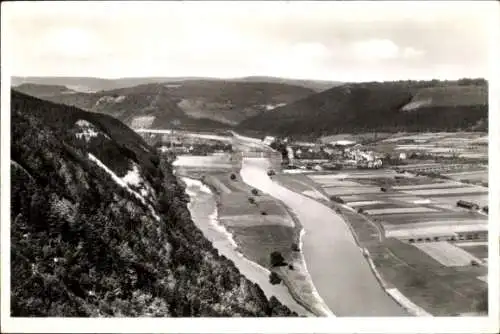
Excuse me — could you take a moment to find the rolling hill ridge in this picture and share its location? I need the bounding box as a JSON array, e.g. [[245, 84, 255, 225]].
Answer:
[[238, 79, 488, 138]]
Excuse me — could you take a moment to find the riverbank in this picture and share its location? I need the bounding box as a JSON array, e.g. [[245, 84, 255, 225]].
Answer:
[[179, 176, 313, 317], [240, 157, 407, 316], [199, 173, 332, 317]]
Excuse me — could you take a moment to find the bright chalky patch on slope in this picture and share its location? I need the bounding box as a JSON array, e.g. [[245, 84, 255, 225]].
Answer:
[[75, 119, 109, 142], [88, 153, 160, 222]]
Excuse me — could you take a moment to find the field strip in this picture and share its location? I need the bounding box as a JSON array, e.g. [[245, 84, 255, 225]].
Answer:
[[309, 174, 349, 180], [443, 170, 488, 176], [323, 187, 380, 196], [206, 177, 233, 194], [402, 187, 487, 196], [455, 241, 489, 247], [384, 220, 487, 230], [385, 224, 488, 238], [302, 190, 329, 201], [365, 207, 439, 215], [392, 182, 464, 190], [220, 214, 294, 227], [338, 194, 369, 202], [346, 200, 385, 207], [414, 241, 483, 267]]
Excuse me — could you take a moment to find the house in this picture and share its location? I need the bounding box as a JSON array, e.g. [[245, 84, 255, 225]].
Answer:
[[263, 136, 276, 146], [331, 140, 357, 147]]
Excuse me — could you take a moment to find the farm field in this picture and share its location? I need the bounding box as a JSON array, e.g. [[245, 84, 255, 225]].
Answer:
[[413, 241, 484, 267], [379, 132, 487, 161], [273, 168, 488, 315], [443, 170, 489, 184]]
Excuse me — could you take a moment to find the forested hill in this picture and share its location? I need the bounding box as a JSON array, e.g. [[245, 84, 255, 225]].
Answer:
[[238, 79, 488, 138], [10, 90, 296, 317]]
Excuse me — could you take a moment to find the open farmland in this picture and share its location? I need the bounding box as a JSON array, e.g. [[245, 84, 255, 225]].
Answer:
[[273, 167, 488, 315], [413, 241, 484, 266]]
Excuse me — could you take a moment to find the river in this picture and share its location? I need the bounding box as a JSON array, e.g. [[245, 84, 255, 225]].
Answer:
[[181, 177, 312, 316], [239, 157, 409, 316]]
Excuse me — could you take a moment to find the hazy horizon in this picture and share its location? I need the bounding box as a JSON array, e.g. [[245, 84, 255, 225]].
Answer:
[[3, 1, 497, 82]]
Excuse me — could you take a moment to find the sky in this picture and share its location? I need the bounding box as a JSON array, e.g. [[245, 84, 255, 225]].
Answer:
[[2, 1, 497, 82]]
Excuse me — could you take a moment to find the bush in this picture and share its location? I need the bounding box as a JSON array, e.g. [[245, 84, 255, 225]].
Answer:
[[251, 188, 259, 196], [261, 211, 267, 216], [357, 208, 365, 214], [248, 197, 256, 205], [230, 173, 236, 180], [291, 243, 300, 252], [330, 196, 344, 204], [270, 251, 286, 267], [269, 272, 282, 285], [288, 264, 294, 270], [409, 275, 427, 288], [470, 259, 480, 266]]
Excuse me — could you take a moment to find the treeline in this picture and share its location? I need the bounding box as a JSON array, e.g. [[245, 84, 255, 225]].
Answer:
[[10, 91, 296, 317], [238, 80, 488, 137]]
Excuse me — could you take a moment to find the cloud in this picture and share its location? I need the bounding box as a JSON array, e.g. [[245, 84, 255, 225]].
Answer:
[[402, 47, 426, 59], [3, 1, 493, 80], [350, 39, 400, 60], [349, 39, 426, 62]]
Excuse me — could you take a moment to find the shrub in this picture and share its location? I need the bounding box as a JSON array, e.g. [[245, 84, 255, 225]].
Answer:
[[357, 208, 365, 214], [269, 272, 282, 285], [248, 197, 256, 205], [261, 211, 267, 216], [330, 196, 344, 204], [270, 251, 286, 267], [470, 259, 480, 266], [251, 188, 259, 196], [409, 275, 427, 288], [291, 243, 300, 252], [288, 264, 294, 270], [230, 173, 236, 180]]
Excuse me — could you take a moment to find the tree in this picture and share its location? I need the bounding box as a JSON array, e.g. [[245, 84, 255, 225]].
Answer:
[[270, 251, 286, 267], [269, 272, 282, 285]]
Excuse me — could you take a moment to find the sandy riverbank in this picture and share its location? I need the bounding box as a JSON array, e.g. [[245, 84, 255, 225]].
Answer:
[[180, 176, 313, 316]]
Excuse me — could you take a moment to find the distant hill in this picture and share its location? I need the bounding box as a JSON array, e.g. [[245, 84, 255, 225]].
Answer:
[[14, 83, 78, 97], [12, 75, 332, 93], [12, 83, 231, 131], [235, 76, 342, 92], [238, 79, 488, 138], [10, 90, 296, 317], [13, 80, 316, 126], [158, 80, 316, 124]]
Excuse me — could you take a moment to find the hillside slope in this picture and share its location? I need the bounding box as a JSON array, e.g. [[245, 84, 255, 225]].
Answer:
[[13, 84, 229, 131], [13, 80, 316, 126], [10, 90, 296, 317], [14, 83, 78, 97], [238, 79, 488, 138]]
